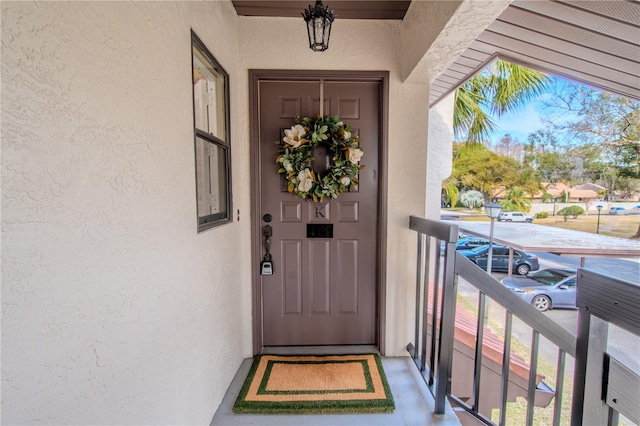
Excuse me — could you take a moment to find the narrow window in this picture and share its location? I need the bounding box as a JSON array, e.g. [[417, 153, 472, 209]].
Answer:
[[192, 31, 232, 231]]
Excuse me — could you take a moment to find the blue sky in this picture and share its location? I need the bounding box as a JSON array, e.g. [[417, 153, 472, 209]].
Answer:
[[488, 76, 578, 146], [490, 102, 546, 145]]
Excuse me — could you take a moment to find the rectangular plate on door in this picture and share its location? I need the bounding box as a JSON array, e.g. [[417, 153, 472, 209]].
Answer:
[[307, 224, 333, 238]]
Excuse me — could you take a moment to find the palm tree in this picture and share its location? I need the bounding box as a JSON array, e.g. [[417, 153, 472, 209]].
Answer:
[[454, 60, 550, 142], [499, 186, 531, 213], [442, 179, 460, 208]]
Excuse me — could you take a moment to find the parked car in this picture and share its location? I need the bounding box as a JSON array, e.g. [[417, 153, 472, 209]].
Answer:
[[608, 206, 628, 215], [440, 233, 474, 252], [458, 244, 540, 275], [498, 211, 534, 223], [500, 268, 578, 312], [629, 205, 640, 215], [455, 236, 489, 250]]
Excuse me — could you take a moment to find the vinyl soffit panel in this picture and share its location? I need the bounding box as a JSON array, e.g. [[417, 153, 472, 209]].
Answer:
[[429, 0, 640, 107], [441, 69, 469, 80], [454, 56, 485, 68], [512, 1, 640, 41], [486, 21, 640, 76], [557, 0, 640, 26], [447, 63, 477, 75], [498, 7, 639, 59], [473, 34, 639, 87]]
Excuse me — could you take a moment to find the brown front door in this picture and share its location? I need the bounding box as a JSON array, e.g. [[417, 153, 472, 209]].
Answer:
[[256, 77, 380, 346]]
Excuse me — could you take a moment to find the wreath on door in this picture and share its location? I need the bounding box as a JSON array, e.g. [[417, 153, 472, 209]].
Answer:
[[276, 115, 364, 203]]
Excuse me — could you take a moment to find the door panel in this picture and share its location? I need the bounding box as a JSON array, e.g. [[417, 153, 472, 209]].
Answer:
[[475, 253, 488, 270], [282, 239, 302, 314], [258, 79, 379, 346], [555, 280, 576, 307]]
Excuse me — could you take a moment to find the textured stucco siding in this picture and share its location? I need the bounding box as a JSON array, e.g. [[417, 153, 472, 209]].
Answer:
[[2, 0, 491, 423], [402, 0, 512, 84], [2, 2, 250, 424], [427, 94, 455, 217]]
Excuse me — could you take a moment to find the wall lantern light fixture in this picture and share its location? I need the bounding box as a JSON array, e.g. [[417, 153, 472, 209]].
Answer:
[[302, 0, 335, 52]]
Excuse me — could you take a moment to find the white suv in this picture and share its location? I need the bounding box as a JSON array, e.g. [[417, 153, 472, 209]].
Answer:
[[498, 211, 534, 223]]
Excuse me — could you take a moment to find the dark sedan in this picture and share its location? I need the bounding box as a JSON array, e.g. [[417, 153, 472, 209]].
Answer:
[[458, 244, 540, 275], [501, 268, 577, 311], [455, 236, 489, 250], [440, 234, 488, 253]]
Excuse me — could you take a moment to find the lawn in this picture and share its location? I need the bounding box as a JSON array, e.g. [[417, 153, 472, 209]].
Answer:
[[456, 212, 640, 239], [533, 214, 640, 238]]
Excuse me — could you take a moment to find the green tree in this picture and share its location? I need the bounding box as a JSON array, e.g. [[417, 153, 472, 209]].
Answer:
[[450, 143, 541, 203], [454, 60, 550, 142], [540, 193, 554, 203], [540, 81, 639, 238], [500, 186, 532, 212], [557, 206, 585, 222], [442, 179, 460, 208], [542, 82, 639, 187]]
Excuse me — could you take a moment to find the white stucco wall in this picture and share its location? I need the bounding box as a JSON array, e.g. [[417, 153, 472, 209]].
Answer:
[[402, 0, 511, 84], [401, 0, 463, 82], [2, 0, 488, 423], [2, 2, 251, 424], [427, 94, 456, 217]]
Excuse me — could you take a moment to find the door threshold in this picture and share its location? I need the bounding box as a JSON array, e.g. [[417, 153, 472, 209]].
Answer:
[[262, 345, 379, 355]]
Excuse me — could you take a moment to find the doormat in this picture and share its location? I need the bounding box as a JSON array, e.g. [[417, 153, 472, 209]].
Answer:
[[232, 354, 395, 414]]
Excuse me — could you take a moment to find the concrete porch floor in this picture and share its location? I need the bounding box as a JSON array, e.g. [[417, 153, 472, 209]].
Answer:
[[210, 351, 462, 426]]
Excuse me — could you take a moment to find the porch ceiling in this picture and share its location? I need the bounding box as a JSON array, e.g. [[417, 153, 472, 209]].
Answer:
[[231, 0, 411, 20], [232, 1, 639, 103], [430, 0, 640, 105]]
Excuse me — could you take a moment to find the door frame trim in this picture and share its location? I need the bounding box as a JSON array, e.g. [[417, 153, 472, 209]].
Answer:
[[248, 70, 389, 355]]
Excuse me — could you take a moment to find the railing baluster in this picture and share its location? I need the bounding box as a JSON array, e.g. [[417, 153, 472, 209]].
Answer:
[[421, 235, 430, 373], [472, 292, 487, 413], [413, 232, 423, 362], [552, 349, 566, 426], [499, 311, 513, 426], [428, 244, 440, 387], [607, 407, 619, 426], [435, 238, 458, 415], [526, 331, 540, 425]]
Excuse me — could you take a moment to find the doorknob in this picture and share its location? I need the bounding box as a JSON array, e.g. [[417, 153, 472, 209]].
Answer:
[[261, 223, 273, 275]]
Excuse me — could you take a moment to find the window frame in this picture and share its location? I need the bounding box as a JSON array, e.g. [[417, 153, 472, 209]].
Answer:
[[191, 30, 232, 232]]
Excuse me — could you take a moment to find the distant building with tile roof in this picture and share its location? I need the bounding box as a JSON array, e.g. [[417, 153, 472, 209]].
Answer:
[[533, 182, 605, 203]]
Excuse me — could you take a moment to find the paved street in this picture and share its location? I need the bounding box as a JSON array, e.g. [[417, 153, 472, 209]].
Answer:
[[456, 252, 640, 383], [532, 253, 640, 374], [532, 251, 640, 285]]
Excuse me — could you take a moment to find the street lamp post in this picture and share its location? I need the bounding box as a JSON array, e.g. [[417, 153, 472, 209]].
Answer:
[[596, 204, 603, 234], [485, 202, 503, 276]]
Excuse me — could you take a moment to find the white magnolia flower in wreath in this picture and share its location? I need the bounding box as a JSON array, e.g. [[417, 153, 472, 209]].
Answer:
[[283, 124, 306, 149], [297, 169, 315, 192], [275, 115, 364, 203], [348, 147, 364, 164]]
